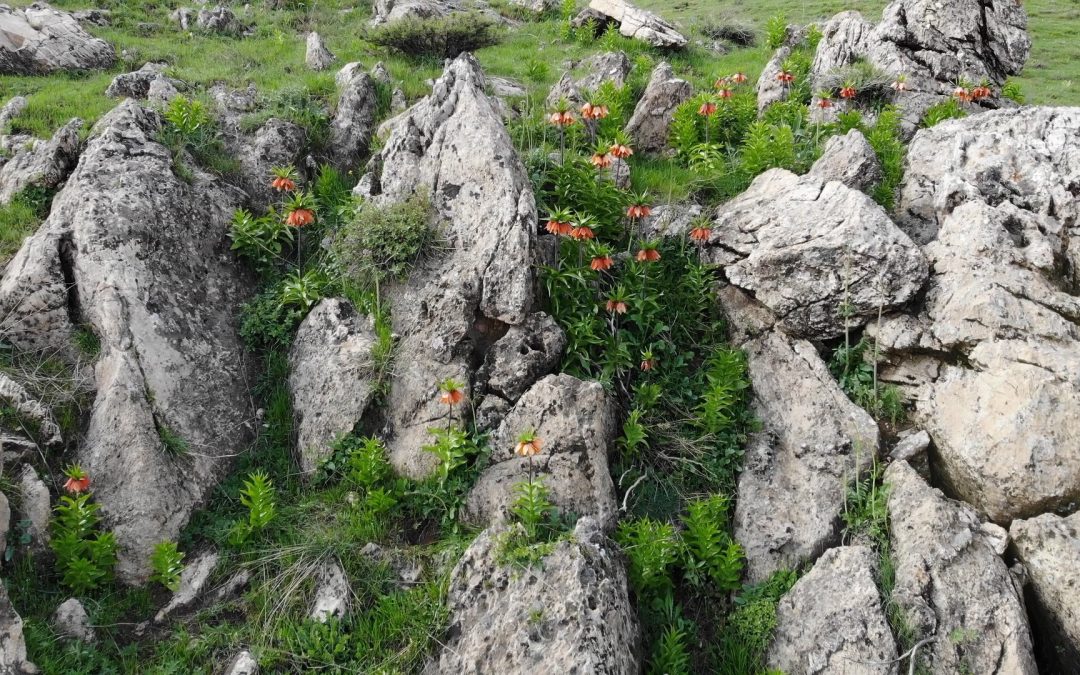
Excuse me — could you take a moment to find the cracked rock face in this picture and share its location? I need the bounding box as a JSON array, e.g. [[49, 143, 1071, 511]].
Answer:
[[885, 461, 1037, 674], [234, 118, 307, 212], [354, 54, 538, 479], [587, 0, 686, 49], [0, 3, 116, 75], [624, 61, 692, 155], [808, 128, 883, 194], [874, 108, 1080, 524], [330, 63, 379, 173], [0, 100, 255, 582], [105, 62, 173, 100], [0, 118, 83, 205], [427, 517, 640, 674], [707, 169, 927, 340], [0, 583, 36, 674], [546, 51, 632, 107], [767, 546, 898, 674]]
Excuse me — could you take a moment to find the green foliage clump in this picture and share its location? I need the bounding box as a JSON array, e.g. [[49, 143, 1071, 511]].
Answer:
[[681, 495, 743, 591], [158, 424, 190, 456], [160, 96, 237, 178], [229, 207, 295, 275], [149, 541, 185, 592], [829, 336, 905, 424], [50, 493, 118, 594], [617, 517, 682, 594], [764, 13, 788, 50], [1002, 80, 1026, 104], [714, 570, 798, 674], [920, 98, 968, 128], [332, 191, 434, 295], [0, 187, 53, 265], [229, 470, 277, 546], [651, 623, 693, 675], [863, 106, 906, 209], [366, 12, 502, 59]]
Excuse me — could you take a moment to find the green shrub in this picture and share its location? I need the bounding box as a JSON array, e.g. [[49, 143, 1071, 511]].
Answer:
[[73, 325, 101, 357], [150, 541, 185, 592], [239, 281, 307, 350], [510, 475, 555, 541], [1002, 79, 1026, 104], [229, 208, 295, 274], [650, 624, 692, 675], [160, 96, 237, 177], [617, 518, 681, 594], [920, 98, 967, 128], [366, 12, 502, 59], [681, 495, 743, 591], [332, 191, 433, 296], [229, 470, 277, 546], [864, 106, 906, 210], [50, 493, 118, 593], [158, 425, 189, 456], [764, 14, 788, 50], [278, 268, 329, 314]]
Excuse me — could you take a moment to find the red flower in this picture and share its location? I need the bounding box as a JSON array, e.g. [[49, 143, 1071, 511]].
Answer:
[[698, 101, 718, 117], [590, 255, 614, 271], [580, 102, 610, 120], [286, 208, 315, 228], [546, 219, 573, 236], [891, 77, 908, 92], [570, 226, 595, 241], [714, 76, 730, 89], [818, 97, 833, 109], [627, 204, 652, 220], [63, 475, 90, 494], [515, 432, 543, 458], [731, 72, 748, 85], [689, 226, 712, 243], [606, 299, 628, 314], [640, 357, 655, 371], [839, 86, 857, 99], [777, 70, 795, 84], [609, 143, 634, 159], [271, 176, 296, 192], [439, 388, 464, 406], [636, 248, 661, 263], [548, 111, 575, 127], [591, 152, 613, 169], [718, 88, 733, 100]]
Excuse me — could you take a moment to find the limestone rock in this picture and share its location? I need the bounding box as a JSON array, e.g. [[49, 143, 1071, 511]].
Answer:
[[0, 583, 36, 674], [466, 374, 618, 531], [639, 203, 702, 240], [0, 101, 255, 582], [196, 7, 244, 35], [0, 492, 9, 561], [223, 650, 258, 675], [507, 0, 557, 14], [330, 63, 379, 172], [289, 299, 379, 475], [71, 9, 110, 27], [147, 77, 181, 107], [885, 461, 1037, 674], [427, 517, 640, 674], [587, 0, 686, 49], [0, 372, 63, 448], [0, 117, 82, 205], [235, 117, 307, 212], [808, 128, 883, 194], [50, 598, 94, 642], [0, 96, 28, 130], [0, 3, 116, 75], [17, 466, 50, 552], [370, 0, 473, 27], [708, 169, 927, 340], [155, 550, 220, 623], [546, 51, 632, 107], [354, 54, 538, 478], [624, 62, 692, 155], [105, 62, 172, 100], [731, 329, 879, 582], [477, 312, 565, 404], [1010, 512, 1080, 671], [310, 560, 350, 623], [305, 32, 335, 71], [768, 546, 898, 674]]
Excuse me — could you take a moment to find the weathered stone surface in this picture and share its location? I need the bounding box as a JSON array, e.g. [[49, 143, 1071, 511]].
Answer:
[[639, 202, 702, 240], [155, 550, 220, 623], [0, 101, 255, 582], [234, 118, 307, 212], [0, 372, 63, 448], [768, 546, 898, 674], [1010, 511, 1080, 670], [196, 7, 244, 35], [147, 77, 180, 107], [310, 560, 350, 622], [51, 598, 94, 643], [354, 55, 538, 479], [885, 461, 1037, 674], [369, 0, 484, 27], [289, 298, 378, 475], [105, 62, 171, 99], [546, 51, 632, 107], [305, 31, 335, 71], [0, 117, 82, 205], [808, 128, 883, 194], [17, 465, 50, 552], [427, 517, 640, 674], [730, 329, 879, 582], [624, 62, 691, 154], [707, 169, 927, 339], [0, 583, 36, 674], [71, 9, 110, 27], [477, 312, 565, 403], [587, 0, 686, 49], [755, 44, 793, 113], [466, 374, 618, 531], [0, 491, 9, 561], [223, 650, 258, 675], [0, 3, 116, 75], [507, 0, 556, 13], [330, 63, 379, 172], [0, 96, 27, 130]]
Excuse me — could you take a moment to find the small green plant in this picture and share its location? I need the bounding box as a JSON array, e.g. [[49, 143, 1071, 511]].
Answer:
[[617, 518, 681, 594], [229, 208, 295, 274], [764, 14, 788, 50], [278, 269, 329, 314], [842, 461, 889, 548], [921, 98, 968, 128], [158, 424, 189, 456], [160, 96, 236, 177], [510, 475, 554, 541], [332, 191, 433, 296], [829, 337, 906, 423], [163, 96, 212, 141], [620, 408, 648, 458], [229, 470, 277, 546], [149, 541, 185, 592], [366, 12, 501, 59], [1001, 80, 1026, 104], [50, 488, 118, 594], [73, 325, 101, 357], [650, 624, 692, 675], [681, 495, 744, 591]]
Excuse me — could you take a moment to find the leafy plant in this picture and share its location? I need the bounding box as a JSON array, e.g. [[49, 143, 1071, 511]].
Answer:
[[863, 106, 906, 209], [681, 495, 743, 591], [510, 475, 554, 541], [920, 98, 968, 128], [150, 541, 185, 592], [1002, 79, 1026, 104], [829, 337, 905, 423], [158, 424, 189, 456], [278, 269, 329, 314], [229, 208, 295, 274], [650, 624, 692, 675], [229, 470, 276, 546], [764, 13, 788, 50], [366, 12, 502, 59], [50, 493, 118, 593], [332, 191, 433, 296], [73, 325, 101, 357], [160, 96, 236, 177], [616, 518, 681, 594]]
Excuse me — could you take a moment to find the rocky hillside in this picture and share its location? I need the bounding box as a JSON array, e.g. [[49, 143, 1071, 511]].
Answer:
[[0, 1, 1078, 674]]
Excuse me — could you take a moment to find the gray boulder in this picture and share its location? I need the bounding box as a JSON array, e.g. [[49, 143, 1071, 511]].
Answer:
[[196, 7, 244, 35], [305, 32, 335, 71], [427, 517, 640, 674], [223, 650, 258, 675], [0, 117, 82, 205], [330, 63, 379, 173], [546, 51, 632, 107], [808, 128, 883, 194], [50, 598, 94, 642], [234, 117, 307, 212], [885, 461, 1037, 674], [0, 491, 9, 561], [476, 312, 565, 405], [1010, 512, 1080, 670], [369, 0, 483, 27], [0, 101, 255, 582], [707, 169, 927, 340], [0, 583, 36, 674], [0, 372, 63, 448], [155, 550, 220, 623], [17, 465, 50, 553], [105, 62, 173, 100], [0, 3, 116, 75], [587, 0, 686, 49], [354, 54, 538, 479], [309, 559, 350, 622], [507, 0, 557, 13], [289, 299, 379, 475], [0, 96, 28, 130], [624, 62, 692, 155], [466, 374, 618, 531], [767, 546, 898, 674]]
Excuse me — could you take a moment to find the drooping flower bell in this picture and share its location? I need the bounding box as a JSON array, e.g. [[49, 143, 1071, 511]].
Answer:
[[640, 350, 656, 372], [545, 207, 574, 236], [839, 82, 857, 99], [689, 224, 712, 243], [891, 75, 908, 93], [515, 429, 543, 458], [270, 166, 297, 192], [731, 72, 748, 85], [438, 378, 465, 407], [636, 245, 661, 263], [62, 465, 90, 494], [609, 143, 634, 159], [698, 101, 718, 117], [605, 293, 628, 314], [777, 70, 795, 84]]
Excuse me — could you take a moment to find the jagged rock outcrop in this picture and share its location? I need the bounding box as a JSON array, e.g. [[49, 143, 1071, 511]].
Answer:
[[1010, 512, 1080, 671], [0, 100, 255, 582], [51, 598, 94, 642], [473, 312, 565, 422], [0, 3, 116, 75], [872, 109, 1080, 524], [427, 517, 639, 674], [330, 63, 379, 172], [0, 492, 9, 561], [354, 54, 538, 479], [767, 546, 898, 674], [305, 31, 335, 71], [706, 169, 927, 340], [0, 118, 82, 205], [0, 583, 36, 674], [508, 0, 556, 13], [0, 372, 63, 448], [587, 0, 686, 49], [223, 651, 258, 675], [17, 465, 50, 553], [624, 62, 691, 154], [466, 374, 618, 531], [234, 118, 307, 211], [808, 128, 883, 194], [546, 51, 632, 107], [155, 549, 220, 623], [309, 559, 350, 622], [369, 0, 497, 27], [196, 7, 244, 35], [885, 461, 1038, 674], [289, 298, 379, 475], [105, 63, 174, 100], [0, 96, 28, 130], [725, 316, 880, 582]]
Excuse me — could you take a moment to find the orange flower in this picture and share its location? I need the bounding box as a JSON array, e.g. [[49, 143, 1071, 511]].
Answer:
[[439, 388, 464, 406], [627, 204, 652, 220], [64, 475, 90, 494], [570, 225, 595, 240], [839, 86, 857, 99], [548, 111, 575, 127], [271, 176, 296, 192], [818, 97, 833, 109], [891, 76, 908, 92], [609, 143, 633, 159], [636, 248, 661, 263], [640, 357, 655, 371], [731, 72, 748, 85], [581, 102, 597, 118], [591, 152, 613, 169], [714, 76, 730, 89], [717, 88, 733, 100], [580, 102, 609, 120], [953, 86, 972, 103], [286, 208, 315, 227], [777, 70, 795, 84], [689, 226, 712, 243], [546, 219, 572, 236], [515, 431, 543, 458], [590, 255, 614, 271], [606, 299, 628, 314], [698, 101, 718, 117]]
